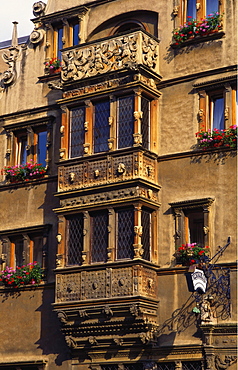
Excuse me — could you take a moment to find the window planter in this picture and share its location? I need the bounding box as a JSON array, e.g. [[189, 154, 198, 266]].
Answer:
[[0, 262, 43, 288], [196, 125, 237, 150], [174, 243, 210, 266], [171, 12, 223, 48], [2, 162, 47, 183]]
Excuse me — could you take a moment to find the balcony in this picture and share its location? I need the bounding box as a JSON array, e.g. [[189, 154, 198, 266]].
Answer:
[[58, 149, 159, 193], [61, 30, 160, 83]]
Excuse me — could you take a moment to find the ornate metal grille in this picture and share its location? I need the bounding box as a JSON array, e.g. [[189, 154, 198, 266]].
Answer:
[[116, 208, 134, 259], [157, 363, 175, 370], [91, 211, 108, 263], [141, 209, 151, 261], [69, 107, 85, 158], [94, 101, 110, 153], [66, 214, 84, 265], [182, 362, 202, 370], [141, 96, 150, 149], [117, 96, 134, 148]]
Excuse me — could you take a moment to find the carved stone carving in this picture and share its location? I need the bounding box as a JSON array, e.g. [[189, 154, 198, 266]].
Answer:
[[69, 172, 75, 183], [79, 309, 89, 318], [113, 337, 123, 346], [133, 133, 142, 145], [215, 355, 237, 370], [88, 336, 98, 345], [30, 29, 44, 44], [65, 335, 77, 349], [33, 1, 46, 17], [102, 305, 113, 318], [61, 30, 159, 82], [130, 303, 142, 317], [134, 225, 143, 237], [57, 311, 68, 325], [117, 162, 126, 174], [56, 253, 63, 267], [1, 35, 20, 87]]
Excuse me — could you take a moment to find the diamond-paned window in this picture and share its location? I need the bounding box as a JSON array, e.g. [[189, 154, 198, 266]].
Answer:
[[157, 363, 175, 370], [116, 208, 134, 259], [91, 210, 108, 263], [182, 362, 202, 370], [117, 96, 134, 149], [141, 96, 150, 149], [66, 214, 84, 265], [94, 101, 110, 153], [141, 209, 151, 261], [69, 107, 85, 158]]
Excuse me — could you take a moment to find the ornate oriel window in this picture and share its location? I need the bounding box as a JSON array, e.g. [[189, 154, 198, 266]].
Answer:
[[60, 205, 156, 267], [61, 92, 155, 159]]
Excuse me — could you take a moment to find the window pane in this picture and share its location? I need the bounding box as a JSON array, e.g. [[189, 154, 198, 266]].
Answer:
[[182, 361, 202, 370], [141, 209, 151, 261], [37, 131, 47, 166], [70, 107, 85, 158], [94, 101, 110, 153], [187, 0, 196, 18], [32, 236, 43, 267], [91, 211, 108, 263], [141, 97, 150, 149], [67, 214, 84, 265], [213, 97, 224, 130], [117, 96, 134, 148], [186, 211, 204, 246], [116, 208, 134, 259], [57, 27, 63, 59], [18, 136, 27, 165], [73, 23, 79, 46], [206, 0, 219, 16], [157, 364, 175, 370], [15, 239, 24, 267]]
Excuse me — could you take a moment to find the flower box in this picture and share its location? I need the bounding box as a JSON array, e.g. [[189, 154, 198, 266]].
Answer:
[[174, 243, 210, 266], [2, 162, 47, 183], [0, 262, 43, 288], [45, 58, 61, 74], [172, 12, 223, 47], [196, 125, 237, 150]]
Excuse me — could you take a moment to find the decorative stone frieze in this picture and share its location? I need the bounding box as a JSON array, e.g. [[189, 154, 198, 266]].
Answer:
[[61, 30, 159, 82], [55, 264, 157, 303], [58, 151, 158, 192]]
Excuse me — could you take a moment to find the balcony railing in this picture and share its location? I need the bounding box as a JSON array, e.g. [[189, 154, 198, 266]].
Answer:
[[58, 150, 158, 192], [61, 30, 160, 82], [55, 264, 157, 303]]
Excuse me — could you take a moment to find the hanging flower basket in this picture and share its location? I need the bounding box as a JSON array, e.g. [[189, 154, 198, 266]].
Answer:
[[174, 243, 210, 266]]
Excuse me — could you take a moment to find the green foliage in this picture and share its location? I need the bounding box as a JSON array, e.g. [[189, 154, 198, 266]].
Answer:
[[2, 162, 47, 183], [0, 262, 43, 288], [196, 125, 237, 150], [174, 243, 210, 266]]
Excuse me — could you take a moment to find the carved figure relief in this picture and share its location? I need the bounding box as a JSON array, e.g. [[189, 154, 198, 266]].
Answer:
[[61, 31, 159, 82], [215, 355, 237, 370]]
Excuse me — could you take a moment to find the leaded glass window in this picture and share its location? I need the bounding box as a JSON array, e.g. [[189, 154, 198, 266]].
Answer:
[[69, 107, 85, 158], [141, 96, 150, 149], [91, 210, 108, 263], [157, 363, 175, 370], [182, 362, 202, 370], [117, 96, 134, 149], [94, 101, 110, 153], [116, 208, 134, 259], [141, 209, 151, 261], [67, 214, 84, 265]]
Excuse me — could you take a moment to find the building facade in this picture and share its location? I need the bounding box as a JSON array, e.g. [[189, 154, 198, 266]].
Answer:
[[0, 0, 237, 369]]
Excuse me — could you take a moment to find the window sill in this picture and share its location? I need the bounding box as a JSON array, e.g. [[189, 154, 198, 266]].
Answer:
[[171, 31, 225, 49]]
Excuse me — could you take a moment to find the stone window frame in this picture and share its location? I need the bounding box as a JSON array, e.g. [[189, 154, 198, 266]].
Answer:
[[60, 90, 158, 160], [56, 203, 158, 268], [169, 198, 214, 250], [4, 117, 53, 171], [194, 79, 237, 132], [0, 224, 50, 276]]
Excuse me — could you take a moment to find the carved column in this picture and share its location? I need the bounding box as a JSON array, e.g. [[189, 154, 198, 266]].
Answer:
[[84, 100, 93, 155], [82, 211, 90, 264], [107, 208, 115, 262], [45, 23, 54, 66], [60, 105, 68, 160], [151, 98, 159, 153], [133, 203, 143, 259], [133, 90, 143, 146], [56, 215, 66, 268], [108, 94, 116, 151], [174, 208, 183, 247]]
